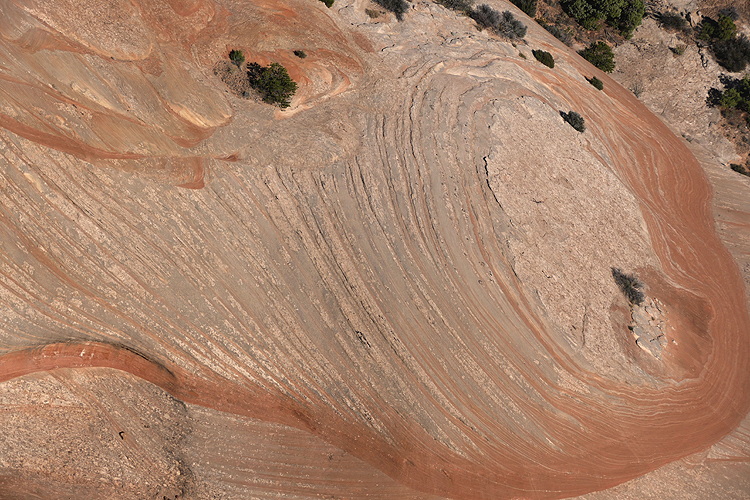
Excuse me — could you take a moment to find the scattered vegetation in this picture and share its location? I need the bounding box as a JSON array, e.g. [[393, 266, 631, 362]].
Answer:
[[519, 52, 527, 59], [365, 8, 381, 17], [293, 50, 307, 58], [612, 268, 644, 306], [670, 44, 687, 56], [532, 49, 555, 67], [578, 41, 616, 72], [561, 0, 644, 38], [471, 6, 527, 39], [658, 11, 687, 32], [229, 49, 245, 67], [436, 0, 473, 13], [374, 0, 409, 20], [588, 76, 604, 90], [510, 0, 536, 18], [630, 81, 644, 97], [696, 13, 750, 72], [319, 0, 334, 7], [541, 23, 574, 46], [247, 62, 298, 108], [716, 75, 750, 111], [699, 14, 736, 42], [560, 110, 585, 132], [713, 35, 750, 73], [731, 163, 750, 177]]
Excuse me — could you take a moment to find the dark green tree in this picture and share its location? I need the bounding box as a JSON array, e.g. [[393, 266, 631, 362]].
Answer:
[[532, 49, 555, 68], [229, 49, 245, 67], [579, 41, 616, 72], [374, 0, 409, 20], [248, 62, 298, 109], [588, 76, 604, 90], [562, 0, 643, 37], [510, 0, 536, 17]]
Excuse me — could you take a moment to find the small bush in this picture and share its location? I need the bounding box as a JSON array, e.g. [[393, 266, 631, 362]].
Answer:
[[519, 52, 527, 59], [658, 11, 687, 31], [229, 49, 245, 67], [560, 110, 585, 132], [471, 6, 527, 39], [719, 7, 739, 21], [579, 41, 615, 73], [670, 44, 686, 56], [293, 50, 307, 58], [588, 76, 604, 90], [471, 4, 501, 29], [731, 163, 750, 177], [365, 8, 381, 16], [374, 0, 409, 20], [532, 49, 554, 68], [543, 23, 573, 46], [319, 0, 334, 7], [612, 268, 644, 306], [247, 62, 298, 108], [436, 0, 473, 12], [630, 81, 644, 97], [510, 0, 536, 17], [713, 35, 750, 73]]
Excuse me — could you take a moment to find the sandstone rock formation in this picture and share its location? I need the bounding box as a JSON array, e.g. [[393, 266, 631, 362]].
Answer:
[[0, 0, 748, 498]]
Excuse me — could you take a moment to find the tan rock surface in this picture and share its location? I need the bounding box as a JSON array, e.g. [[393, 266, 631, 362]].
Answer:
[[0, 0, 749, 499]]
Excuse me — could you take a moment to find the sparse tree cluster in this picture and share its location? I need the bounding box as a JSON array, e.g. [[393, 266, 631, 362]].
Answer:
[[561, 0, 644, 38], [697, 14, 750, 72], [541, 23, 574, 46], [471, 5, 528, 39], [509, 0, 536, 18], [658, 11, 688, 32]]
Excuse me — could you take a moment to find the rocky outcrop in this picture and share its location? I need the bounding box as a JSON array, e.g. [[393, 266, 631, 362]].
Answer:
[[0, 0, 748, 499]]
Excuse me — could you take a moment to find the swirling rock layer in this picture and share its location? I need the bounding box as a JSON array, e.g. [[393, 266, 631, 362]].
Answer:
[[0, 0, 748, 498]]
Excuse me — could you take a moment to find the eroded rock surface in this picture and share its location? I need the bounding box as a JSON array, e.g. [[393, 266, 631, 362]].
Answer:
[[0, 0, 749, 499]]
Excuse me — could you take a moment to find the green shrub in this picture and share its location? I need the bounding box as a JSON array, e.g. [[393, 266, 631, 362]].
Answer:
[[229, 49, 245, 67], [612, 268, 644, 305], [560, 110, 585, 132], [579, 41, 615, 73], [562, 0, 643, 38], [374, 0, 409, 20], [436, 0, 473, 12], [247, 62, 298, 108], [471, 6, 527, 39], [731, 163, 750, 177], [713, 35, 750, 73], [293, 50, 307, 58], [658, 11, 687, 31], [670, 44, 686, 56], [716, 75, 750, 111], [543, 23, 573, 46], [510, 0, 536, 17], [700, 15, 736, 42], [588, 76, 604, 90], [616, 0, 645, 39], [319, 0, 334, 7], [533, 49, 554, 67]]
